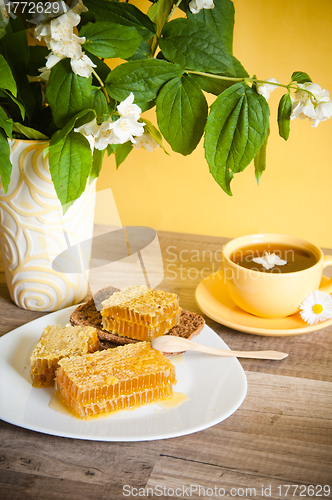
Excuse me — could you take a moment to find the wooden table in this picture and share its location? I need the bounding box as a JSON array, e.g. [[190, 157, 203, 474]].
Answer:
[[1, 230, 331, 500]]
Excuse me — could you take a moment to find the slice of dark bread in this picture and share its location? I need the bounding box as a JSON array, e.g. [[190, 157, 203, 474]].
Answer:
[[70, 285, 205, 354]]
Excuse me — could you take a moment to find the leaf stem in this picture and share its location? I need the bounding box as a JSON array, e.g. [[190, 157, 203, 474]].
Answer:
[[168, 0, 183, 21], [92, 68, 110, 104]]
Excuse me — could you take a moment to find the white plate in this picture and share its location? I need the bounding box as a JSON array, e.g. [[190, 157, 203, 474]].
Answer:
[[0, 306, 247, 441]]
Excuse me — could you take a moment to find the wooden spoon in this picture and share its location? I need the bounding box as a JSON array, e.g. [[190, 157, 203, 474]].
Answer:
[[151, 335, 288, 360]]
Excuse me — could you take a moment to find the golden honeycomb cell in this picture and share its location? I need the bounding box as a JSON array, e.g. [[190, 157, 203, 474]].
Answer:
[[55, 342, 176, 419], [30, 325, 99, 388], [101, 285, 181, 340]]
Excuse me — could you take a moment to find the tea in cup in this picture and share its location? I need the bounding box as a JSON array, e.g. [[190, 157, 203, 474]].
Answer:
[[222, 234, 332, 318]]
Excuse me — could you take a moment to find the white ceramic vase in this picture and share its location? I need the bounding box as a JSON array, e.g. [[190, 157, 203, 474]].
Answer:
[[0, 140, 96, 311]]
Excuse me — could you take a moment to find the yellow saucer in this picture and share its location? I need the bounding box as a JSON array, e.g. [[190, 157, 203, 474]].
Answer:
[[195, 271, 332, 336]]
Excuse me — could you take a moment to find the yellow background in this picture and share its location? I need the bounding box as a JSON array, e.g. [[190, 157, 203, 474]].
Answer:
[[95, 0, 332, 248]]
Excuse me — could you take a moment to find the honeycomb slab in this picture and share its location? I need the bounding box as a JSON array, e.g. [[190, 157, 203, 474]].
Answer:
[[30, 325, 98, 388], [55, 342, 176, 419], [101, 285, 181, 341]]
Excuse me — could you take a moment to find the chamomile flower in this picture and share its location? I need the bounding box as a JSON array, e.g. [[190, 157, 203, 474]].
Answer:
[[299, 290, 332, 325]]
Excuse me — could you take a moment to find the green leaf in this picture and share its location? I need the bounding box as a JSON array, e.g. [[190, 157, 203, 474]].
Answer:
[[191, 74, 231, 95], [160, 18, 234, 75], [156, 74, 208, 155], [80, 21, 142, 59], [277, 94, 292, 141], [1, 19, 29, 67], [291, 71, 312, 84], [187, 0, 235, 54], [115, 142, 133, 169], [204, 83, 270, 195], [254, 125, 270, 185], [0, 106, 13, 138], [43, 145, 49, 158], [107, 144, 115, 156], [90, 148, 105, 183], [49, 131, 92, 209], [191, 57, 248, 96], [26, 46, 49, 76], [46, 59, 93, 128], [12, 123, 49, 140], [148, 0, 173, 34], [0, 128, 12, 193], [0, 89, 25, 120], [0, 54, 17, 96], [105, 59, 184, 104], [0, 21, 34, 117], [147, 0, 174, 54], [91, 87, 109, 118], [127, 39, 152, 61], [50, 109, 96, 147], [83, 0, 156, 40], [143, 118, 167, 152]]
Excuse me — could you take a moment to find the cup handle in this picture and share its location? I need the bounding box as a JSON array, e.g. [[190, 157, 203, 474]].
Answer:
[[319, 255, 332, 294]]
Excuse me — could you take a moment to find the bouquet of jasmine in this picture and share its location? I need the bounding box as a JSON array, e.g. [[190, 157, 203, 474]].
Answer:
[[0, 0, 331, 209]]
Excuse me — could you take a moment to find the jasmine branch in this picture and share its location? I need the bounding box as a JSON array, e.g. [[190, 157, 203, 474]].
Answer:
[[92, 68, 111, 105], [185, 70, 316, 99]]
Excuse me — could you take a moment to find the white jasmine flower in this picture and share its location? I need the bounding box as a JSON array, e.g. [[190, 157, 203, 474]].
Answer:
[[74, 93, 145, 151], [35, 9, 80, 45], [49, 37, 85, 60], [71, 0, 88, 15], [74, 118, 99, 151], [44, 52, 63, 70], [189, 0, 214, 14], [109, 117, 145, 145], [117, 92, 141, 120], [38, 66, 51, 82], [0, 0, 10, 21], [35, 8, 95, 78], [299, 290, 332, 325], [2, 0, 16, 20], [34, 22, 52, 43], [70, 53, 96, 78], [253, 252, 287, 270], [291, 82, 332, 127], [256, 78, 279, 101], [134, 132, 160, 152], [50, 13, 81, 42], [93, 121, 116, 150]]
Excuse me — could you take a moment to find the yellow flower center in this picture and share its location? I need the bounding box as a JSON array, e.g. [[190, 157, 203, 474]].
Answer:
[[312, 304, 323, 314]]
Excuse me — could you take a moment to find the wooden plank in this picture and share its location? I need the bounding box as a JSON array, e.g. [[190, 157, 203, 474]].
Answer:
[[143, 372, 332, 484], [146, 456, 332, 499], [0, 422, 156, 487], [0, 469, 125, 500]]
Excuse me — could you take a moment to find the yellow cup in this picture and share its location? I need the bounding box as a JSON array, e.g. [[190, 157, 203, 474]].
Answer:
[[222, 234, 332, 318]]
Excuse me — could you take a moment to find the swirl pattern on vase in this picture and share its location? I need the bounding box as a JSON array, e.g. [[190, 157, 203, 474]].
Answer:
[[0, 140, 96, 311]]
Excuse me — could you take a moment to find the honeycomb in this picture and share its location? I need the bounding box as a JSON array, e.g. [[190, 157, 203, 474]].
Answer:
[[55, 342, 176, 419], [30, 325, 98, 388], [101, 285, 181, 340]]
